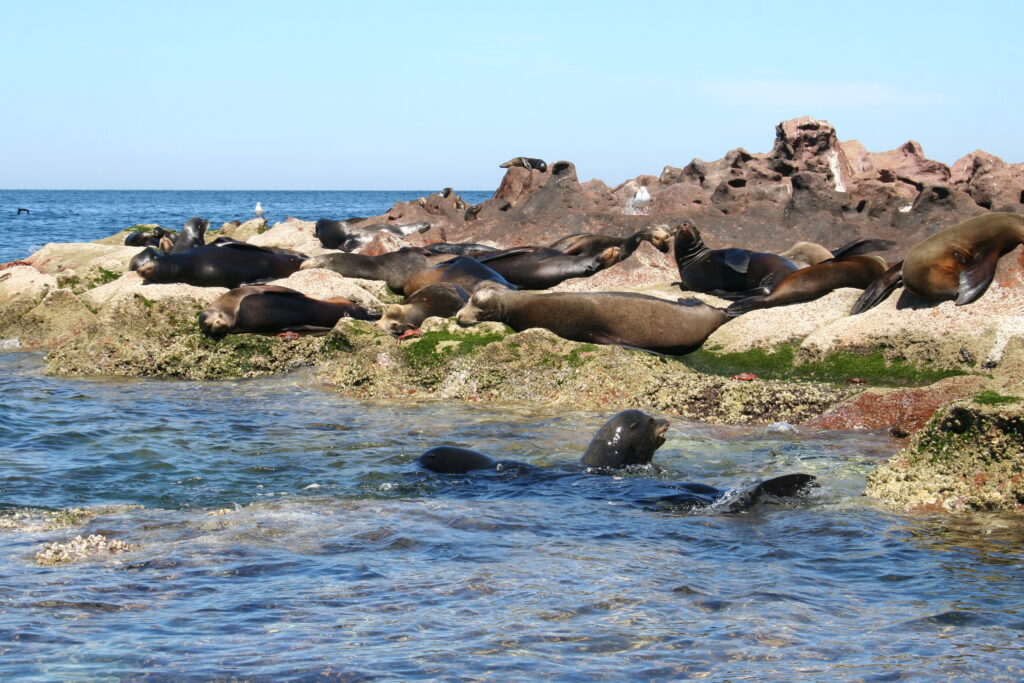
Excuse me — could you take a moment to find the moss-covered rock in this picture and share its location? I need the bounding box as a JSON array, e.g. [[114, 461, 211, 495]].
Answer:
[[865, 399, 1024, 512], [26, 242, 143, 293], [0, 265, 59, 343]]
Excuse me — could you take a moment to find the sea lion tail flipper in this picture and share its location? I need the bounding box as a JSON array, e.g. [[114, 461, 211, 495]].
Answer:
[[725, 295, 767, 318], [851, 261, 904, 314], [956, 247, 1000, 305], [706, 286, 769, 301], [722, 249, 751, 274], [830, 238, 897, 259]]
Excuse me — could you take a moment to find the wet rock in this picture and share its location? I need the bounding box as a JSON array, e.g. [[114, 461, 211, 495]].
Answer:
[[0, 265, 59, 338], [36, 533, 135, 566]]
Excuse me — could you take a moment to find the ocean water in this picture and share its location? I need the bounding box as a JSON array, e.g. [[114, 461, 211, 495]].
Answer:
[[1, 192, 1023, 680]]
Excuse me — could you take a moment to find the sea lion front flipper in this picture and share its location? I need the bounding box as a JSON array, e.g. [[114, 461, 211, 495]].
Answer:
[[956, 247, 1000, 305], [851, 261, 904, 314], [722, 249, 750, 274]]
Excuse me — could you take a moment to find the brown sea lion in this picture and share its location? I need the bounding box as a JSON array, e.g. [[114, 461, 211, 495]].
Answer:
[[199, 285, 379, 339], [673, 220, 799, 299], [376, 283, 470, 336], [548, 224, 674, 262], [455, 288, 728, 355], [778, 241, 834, 267], [136, 242, 305, 288], [423, 242, 499, 256], [300, 247, 432, 294], [853, 212, 1024, 313], [472, 246, 621, 290], [727, 239, 896, 316], [403, 256, 517, 297]]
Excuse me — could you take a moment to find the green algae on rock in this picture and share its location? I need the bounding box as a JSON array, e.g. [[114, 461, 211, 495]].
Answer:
[[866, 400, 1024, 512]]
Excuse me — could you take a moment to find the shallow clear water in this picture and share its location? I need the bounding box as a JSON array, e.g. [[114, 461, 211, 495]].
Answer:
[[0, 189, 493, 263], [2, 352, 1023, 680]]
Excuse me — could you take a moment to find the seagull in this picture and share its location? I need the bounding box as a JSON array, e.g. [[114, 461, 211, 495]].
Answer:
[[255, 202, 264, 218]]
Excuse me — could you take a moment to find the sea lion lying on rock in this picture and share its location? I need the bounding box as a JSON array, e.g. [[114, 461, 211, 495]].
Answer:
[[124, 226, 175, 249], [403, 256, 517, 297], [315, 218, 431, 251], [375, 283, 469, 336], [199, 285, 379, 339], [548, 224, 674, 262], [456, 288, 728, 356], [853, 212, 1024, 313], [471, 245, 621, 289], [300, 247, 432, 295], [136, 242, 305, 288]]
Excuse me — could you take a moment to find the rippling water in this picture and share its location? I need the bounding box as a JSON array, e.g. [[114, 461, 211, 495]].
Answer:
[[2, 352, 1023, 680]]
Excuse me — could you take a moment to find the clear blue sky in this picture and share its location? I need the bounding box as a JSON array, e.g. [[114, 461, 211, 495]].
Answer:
[[2, 0, 1020, 190]]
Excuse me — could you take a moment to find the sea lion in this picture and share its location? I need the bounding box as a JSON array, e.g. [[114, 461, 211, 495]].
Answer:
[[415, 446, 531, 474], [778, 241, 834, 267], [472, 245, 621, 289], [581, 410, 669, 468], [168, 217, 209, 254], [548, 224, 674, 261], [300, 247, 431, 294], [315, 218, 431, 251], [16, 207, 29, 215], [376, 283, 470, 336], [424, 242, 499, 256], [402, 256, 517, 297], [727, 238, 896, 316], [853, 212, 1024, 313], [499, 157, 548, 173], [136, 242, 305, 288], [128, 246, 162, 272], [124, 226, 173, 248], [456, 288, 728, 355], [199, 285, 378, 339], [673, 220, 799, 299]]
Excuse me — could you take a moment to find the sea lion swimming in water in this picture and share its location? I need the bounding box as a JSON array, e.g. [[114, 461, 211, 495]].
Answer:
[[470, 245, 621, 290], [726, 238, 896, 317], [315, 218, 431, 251], [673, 220, 799, 299], [548, 224, 675, 262], [852, 212, 1024, 313], [199, 285, 379, 339], [402, 256, 517, 297], [300, 247, 432, 295], [136, 242, 305, 288], [375, 283, 470, 336], [456, 288, 728, 356]]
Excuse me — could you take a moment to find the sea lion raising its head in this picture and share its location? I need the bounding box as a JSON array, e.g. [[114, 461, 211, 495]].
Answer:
[[581, 410, 670, 469]]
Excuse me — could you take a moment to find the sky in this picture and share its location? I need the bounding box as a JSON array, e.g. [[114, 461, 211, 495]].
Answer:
[[1, 0, 1021, 190]]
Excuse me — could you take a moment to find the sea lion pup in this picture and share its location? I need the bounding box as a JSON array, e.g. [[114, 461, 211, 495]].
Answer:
[[168, 217, 209, 254], [726, 238, 896, 317], [423, 242, 499, 256], [499, 156, 548, 173], [402, 256, 517, 297], [548, 224, 674, 262], [300, 247, 431, 295], [456, 288, 728, 355], [315, 217, 431, 251], [136, 242, 305, 288], [376, 283, 470, 336], [470, 245, 621, 290], [199, 285, 378, 340], [778, 241, 834, 267], [853, 212, 1024, 314], [673, 220, 799, 300]]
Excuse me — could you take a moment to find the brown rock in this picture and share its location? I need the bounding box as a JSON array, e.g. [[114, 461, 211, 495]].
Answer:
[[950, 150, 1024, 211]]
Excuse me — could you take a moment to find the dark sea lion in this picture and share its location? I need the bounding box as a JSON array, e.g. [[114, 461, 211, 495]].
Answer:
[[17, 207, 29, 215], [424, 242, 499, 256], [853, 212, 1024, 313], [128, 246, 162, 272], [549, 224, 674, 261], [168, 217, 209, 254], [472, 245, 621, 289], [416, 446, 527, 474], [456, 288, 728, 355], [403, 256, 517, 297], [673, 220, 799, 299], [315, 218, 431, 251], [376, 283, 470, 336], [300, 247, 431, 294], [124, 226, 172, 248], [136, 242, 305, 288], [499, 157, 548, 172], [727, 239, 896, 316], [199, 285, 378, 339], [581, 410, 669, 468]]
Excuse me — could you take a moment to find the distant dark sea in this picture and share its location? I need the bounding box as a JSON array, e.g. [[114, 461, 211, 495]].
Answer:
[[0, 189, 493, 263]]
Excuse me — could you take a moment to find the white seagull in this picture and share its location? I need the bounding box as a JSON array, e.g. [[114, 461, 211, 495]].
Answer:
[[255, 202, 264, 218]]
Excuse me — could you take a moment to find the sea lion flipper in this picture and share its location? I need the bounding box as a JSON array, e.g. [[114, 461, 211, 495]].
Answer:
[[722, 249, 750, 274], [851, 261, 904, 314], [725, 295, 767, 318], [956, 247, 1000, 305], [830, 238, 896, 259]]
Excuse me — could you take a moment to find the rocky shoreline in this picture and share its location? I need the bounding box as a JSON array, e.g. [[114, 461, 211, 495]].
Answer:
[[2, 117, 1022, 513]]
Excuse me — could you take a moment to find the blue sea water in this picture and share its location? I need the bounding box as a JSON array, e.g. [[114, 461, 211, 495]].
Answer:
[[1, 191, 1023, 680]]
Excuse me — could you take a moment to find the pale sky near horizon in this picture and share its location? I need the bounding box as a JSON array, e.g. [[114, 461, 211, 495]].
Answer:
[[2, 0, 1021, 191]]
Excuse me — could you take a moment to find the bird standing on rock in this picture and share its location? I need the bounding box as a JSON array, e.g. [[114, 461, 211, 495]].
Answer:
[[255, 202, 264, 218]]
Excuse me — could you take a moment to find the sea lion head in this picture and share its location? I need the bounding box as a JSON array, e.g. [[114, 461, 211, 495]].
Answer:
[[417, 446, 497, 473], [595, 246, 621, 271], [647, 225, 674, 253], [376, 303, 413, 336], [455, 285, 504, 325], [581, 410, 669, 469], [198, 306, 234, 340], [135, 256, 179, 282]]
